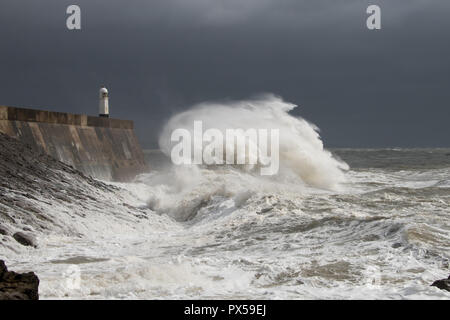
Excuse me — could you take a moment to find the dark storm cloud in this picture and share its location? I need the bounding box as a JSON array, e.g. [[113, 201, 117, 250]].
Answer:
[[0, 0, 449, 147]]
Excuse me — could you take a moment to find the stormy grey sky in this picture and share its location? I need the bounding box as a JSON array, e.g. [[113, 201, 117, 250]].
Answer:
[[0, 0, 449, 148]]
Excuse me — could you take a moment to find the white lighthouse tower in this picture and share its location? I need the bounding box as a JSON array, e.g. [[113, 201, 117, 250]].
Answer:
[[99, 86, 109, 118]]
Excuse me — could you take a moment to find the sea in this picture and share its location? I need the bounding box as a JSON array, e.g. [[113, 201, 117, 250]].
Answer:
[[2, 96, 449, 299]]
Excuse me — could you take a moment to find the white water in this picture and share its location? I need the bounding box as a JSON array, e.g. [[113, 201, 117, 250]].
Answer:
[[159, 94, 348, 190], [1, 96, 449, 299]]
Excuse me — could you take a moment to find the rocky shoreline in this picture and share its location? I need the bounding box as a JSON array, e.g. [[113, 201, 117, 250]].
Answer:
[[0, 260, 39, 300], [0, 132, 122, 252]]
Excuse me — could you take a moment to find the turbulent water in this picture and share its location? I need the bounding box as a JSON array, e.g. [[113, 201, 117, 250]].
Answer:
[[1, 97, 449, 299]]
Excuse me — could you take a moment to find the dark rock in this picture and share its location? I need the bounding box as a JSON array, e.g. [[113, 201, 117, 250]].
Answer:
[[0, 260, 39, 300], [12, 232, 37, 248], [431, 275, 450, 292], [0, 225, 10, 236]]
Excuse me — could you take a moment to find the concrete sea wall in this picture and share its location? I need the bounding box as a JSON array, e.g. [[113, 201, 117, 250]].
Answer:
[[0, 106, 148, 181]]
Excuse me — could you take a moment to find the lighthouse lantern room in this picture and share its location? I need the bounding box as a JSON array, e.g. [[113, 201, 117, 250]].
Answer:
[[99, 86, 109, 118]]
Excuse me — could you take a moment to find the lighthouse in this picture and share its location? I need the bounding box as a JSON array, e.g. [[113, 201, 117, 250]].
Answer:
[[99, 86, 109, 118]]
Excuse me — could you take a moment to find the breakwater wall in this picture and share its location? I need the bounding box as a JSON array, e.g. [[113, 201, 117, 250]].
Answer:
[[0, 106, 148, 181]]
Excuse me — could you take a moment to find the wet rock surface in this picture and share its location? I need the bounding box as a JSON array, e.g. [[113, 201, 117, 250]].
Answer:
[[0, 224, 10, 235], [0, 260, 39, 300], [431, 275, 450, 292], [12, 232, 37, 247], [0, 132, 119, 239]]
